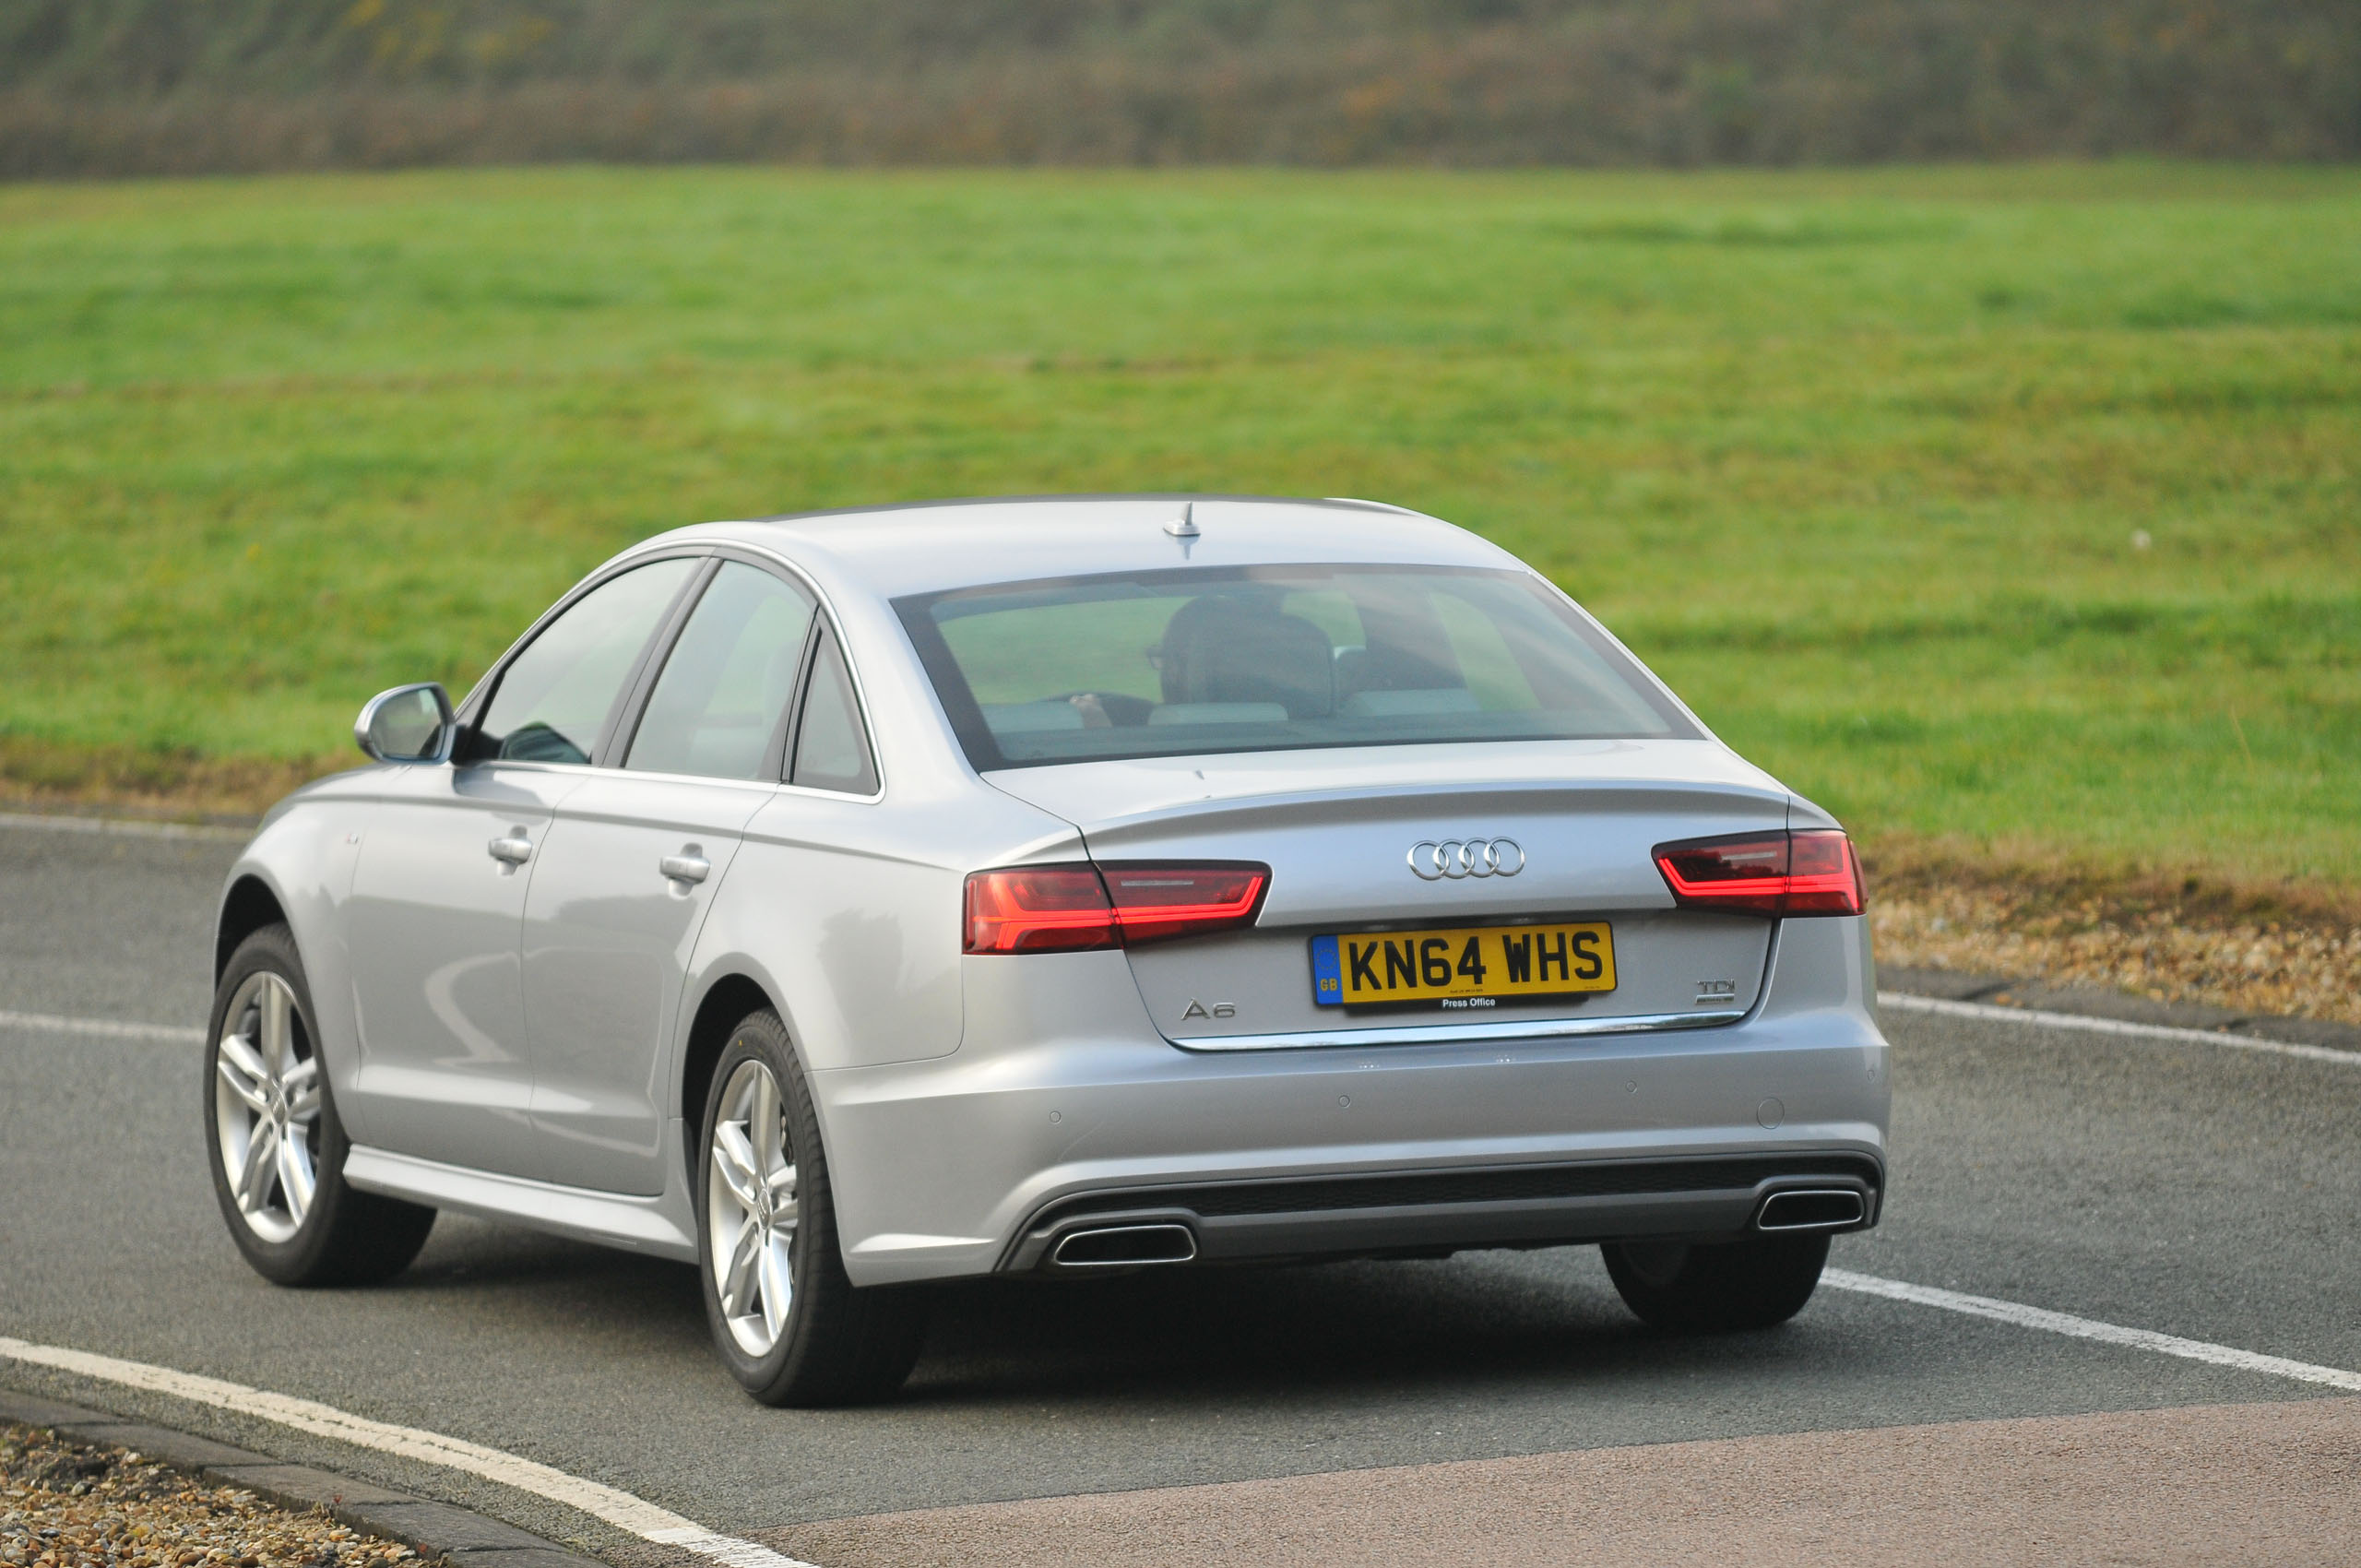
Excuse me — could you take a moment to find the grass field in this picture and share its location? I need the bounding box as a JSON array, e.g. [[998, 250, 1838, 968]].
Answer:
[[2, 162, 2355, 888]]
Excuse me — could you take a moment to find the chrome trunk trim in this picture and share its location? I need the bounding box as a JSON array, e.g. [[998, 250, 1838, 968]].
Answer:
[[1165, 1007, 1750, 1052]]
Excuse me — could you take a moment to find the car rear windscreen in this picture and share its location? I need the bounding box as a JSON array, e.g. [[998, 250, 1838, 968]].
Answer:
[[896, 564, 1695, 769]]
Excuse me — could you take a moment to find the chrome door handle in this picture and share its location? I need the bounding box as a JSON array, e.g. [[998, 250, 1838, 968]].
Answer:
[[660, 853, 711, 885], [488, 831, 534, 865]]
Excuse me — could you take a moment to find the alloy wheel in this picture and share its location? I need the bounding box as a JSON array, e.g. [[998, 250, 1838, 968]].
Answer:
[[212, 971, 321, 1244], [706, 1058, 801, 1357]]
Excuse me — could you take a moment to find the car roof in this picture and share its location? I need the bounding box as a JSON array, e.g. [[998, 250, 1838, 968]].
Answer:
[[628, 494, 1525, 601]]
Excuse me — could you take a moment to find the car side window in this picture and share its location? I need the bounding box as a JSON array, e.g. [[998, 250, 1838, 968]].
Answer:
[[624, 563, 817, 780], [474, 558, 698, 765], [790, 627, 878, 795]]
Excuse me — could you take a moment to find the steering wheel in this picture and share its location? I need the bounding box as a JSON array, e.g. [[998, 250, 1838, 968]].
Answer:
[[1045, 691, 1156, 728]]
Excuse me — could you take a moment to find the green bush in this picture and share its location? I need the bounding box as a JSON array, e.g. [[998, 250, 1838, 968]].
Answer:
[[1, 0, 2355, 174]]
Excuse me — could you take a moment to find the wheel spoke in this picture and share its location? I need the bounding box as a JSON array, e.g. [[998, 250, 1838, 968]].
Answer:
[[281, 1057, 321, 1123], [259, 980, 293, 1075], [234, 1122, 279, 1213], [751, 1070, 783, 1170], [757, 1234, 791, 1341], [711, 1124, 763, 1212], [276, 1130, 314, 1220], [767, 1163, 799, 1231], [720, 1219, 761, 1316], [219, 1028, 272, 1084], [216, 1040, 272, 1114]]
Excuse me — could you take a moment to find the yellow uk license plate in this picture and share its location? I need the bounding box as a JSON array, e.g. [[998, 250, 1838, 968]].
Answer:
[[1311, 922, 1616, 1008]]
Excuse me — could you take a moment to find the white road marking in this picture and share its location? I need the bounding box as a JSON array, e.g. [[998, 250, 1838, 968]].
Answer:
[[1824, 1270, 2361, 1392], [0, 1336, 819, 1568], [1878, 990, 2360, 1066], [11, 995, 2350, 1064], [0, 1010, 205, 1044], [0, 810, 249, 842]]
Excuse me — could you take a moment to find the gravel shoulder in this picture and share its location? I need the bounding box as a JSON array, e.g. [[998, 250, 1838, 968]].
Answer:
[[1869, 846, 2361, 1028], [2, 1423, 417, 1568]]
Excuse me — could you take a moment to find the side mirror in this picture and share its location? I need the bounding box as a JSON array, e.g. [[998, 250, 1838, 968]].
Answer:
[[356, 683, 456, 765]]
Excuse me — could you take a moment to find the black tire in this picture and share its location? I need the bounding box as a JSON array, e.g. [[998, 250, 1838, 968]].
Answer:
[[1602, 1231, 1831, 1332], [696, 1009, 931, 1407], [204, 923, 436, 1286]]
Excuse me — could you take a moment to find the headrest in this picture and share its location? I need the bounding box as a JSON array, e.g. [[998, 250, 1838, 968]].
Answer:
[[1159, 597, 1335, 719]]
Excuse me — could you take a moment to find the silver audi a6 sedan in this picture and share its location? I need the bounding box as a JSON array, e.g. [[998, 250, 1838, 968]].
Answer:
[[206, 494, 1889, 1405]]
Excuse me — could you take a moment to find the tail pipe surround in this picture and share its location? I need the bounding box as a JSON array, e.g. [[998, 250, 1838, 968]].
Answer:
[[1754, 1187, 1869, 1232], [1047, 1222, 1199, 1269]]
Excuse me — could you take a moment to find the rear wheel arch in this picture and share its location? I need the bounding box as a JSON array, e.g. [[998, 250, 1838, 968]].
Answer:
[[681, 972, 782, 1186], [217, 875, 291, 983]]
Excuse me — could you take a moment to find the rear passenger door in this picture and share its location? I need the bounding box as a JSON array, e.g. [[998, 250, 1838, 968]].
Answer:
[[521, 559, 818, 1194]]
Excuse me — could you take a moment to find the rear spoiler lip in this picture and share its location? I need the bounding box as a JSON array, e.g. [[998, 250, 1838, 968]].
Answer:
[[1068, 776, 1796, 849]]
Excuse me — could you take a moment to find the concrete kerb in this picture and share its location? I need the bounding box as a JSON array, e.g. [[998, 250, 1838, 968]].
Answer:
[[0, 1390, 606, 1568], [0, 808, 256, 842]]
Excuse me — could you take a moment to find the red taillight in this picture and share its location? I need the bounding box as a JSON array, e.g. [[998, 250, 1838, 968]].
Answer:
[[1098, 863, 1269, 944], [963, 862, 1268, 955], [1784, 830, 1868, 914], [1653, 830, 1864, 917], [964, 865, 1117, 954]]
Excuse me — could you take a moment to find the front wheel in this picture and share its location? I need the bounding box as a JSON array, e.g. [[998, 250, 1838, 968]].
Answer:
[[697, 1010, 930, 1406], [1603, 1231, 1830, 1332], [205, 923, 435, 1286]]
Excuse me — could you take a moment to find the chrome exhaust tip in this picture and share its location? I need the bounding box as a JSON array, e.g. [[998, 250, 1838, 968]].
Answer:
[[1048, 1222, 1198, 1269], [1755, 1188, 1868, 1232]]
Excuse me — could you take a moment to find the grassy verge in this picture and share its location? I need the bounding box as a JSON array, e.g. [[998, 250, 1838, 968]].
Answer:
[[3, 163, 2355, 897], [0, 736, 330, 820]]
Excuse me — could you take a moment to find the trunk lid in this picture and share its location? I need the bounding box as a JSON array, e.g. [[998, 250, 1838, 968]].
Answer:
[[986, 739, 1793, 1046]]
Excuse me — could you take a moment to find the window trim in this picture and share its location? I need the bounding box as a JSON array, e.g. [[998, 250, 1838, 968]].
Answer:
[[597, 556, 724, 770], [761, 618, 824, 786], [707, 542, 889, 802], [607, 556, 822, 782], [456, 540, 889, 802], [454, 551, 713, 770], [785, 623, 881, 797]]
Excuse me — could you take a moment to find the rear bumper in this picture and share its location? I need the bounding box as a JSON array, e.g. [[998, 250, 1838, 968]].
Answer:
[[812, 918, 1889, 1286], [1003, 1151, 1881, 1273]]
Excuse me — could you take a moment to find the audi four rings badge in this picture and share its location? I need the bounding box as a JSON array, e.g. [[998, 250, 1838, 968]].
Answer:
[[1407, 838, 1525, 880]]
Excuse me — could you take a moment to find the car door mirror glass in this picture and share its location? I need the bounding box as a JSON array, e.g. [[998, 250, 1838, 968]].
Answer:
[[355, 683, 456, 764]]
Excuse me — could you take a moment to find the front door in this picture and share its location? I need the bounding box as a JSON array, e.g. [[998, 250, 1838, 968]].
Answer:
[[346, 766, 579, 1177], [523, 560, 817, 1194]]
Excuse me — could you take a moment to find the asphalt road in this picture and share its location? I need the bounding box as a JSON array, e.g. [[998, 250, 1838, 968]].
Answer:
[[3, 817, 2357, 1562]]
